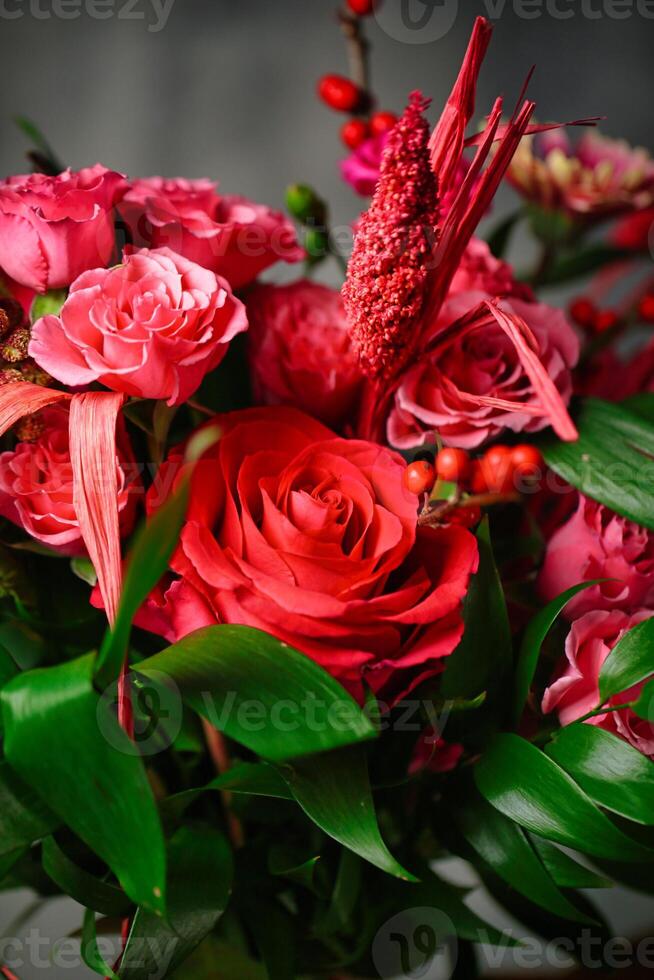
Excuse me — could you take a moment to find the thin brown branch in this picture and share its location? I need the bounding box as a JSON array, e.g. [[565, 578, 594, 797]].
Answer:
[[338, 8, 371, 93], [202, 719, 245, 849]]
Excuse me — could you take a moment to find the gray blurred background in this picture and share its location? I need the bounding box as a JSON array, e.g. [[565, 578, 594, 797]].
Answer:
[[1, 0, 654, 976]]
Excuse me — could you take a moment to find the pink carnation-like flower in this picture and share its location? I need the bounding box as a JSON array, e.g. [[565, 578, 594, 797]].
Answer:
[[0, 406, 135, 555], [387, 287, 578, 450], [120, 177, 304, 289], [0, 165, 126, 293], [245, 280, 363, 429], [29, 247, 248, 406], [539, 495, 654, 618], [542, 608, 654, 758], [508, 130, 654, 220]]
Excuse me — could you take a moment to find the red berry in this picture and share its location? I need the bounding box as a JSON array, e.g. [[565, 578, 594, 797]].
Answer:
[[435, 447, 471, 484], [447, 504, 482, 528], [369, 111, 398, 136], [479, 445, 515, 494], [318, 75, 363, 113], [510, 444, 543, 473], [347, 0, 379, 15], [569, 297, 597, 329], [341, 118, 369, 150], [403, 460, 436, 496], [593, 309, 620, 333], [639, 295, 654, 323]]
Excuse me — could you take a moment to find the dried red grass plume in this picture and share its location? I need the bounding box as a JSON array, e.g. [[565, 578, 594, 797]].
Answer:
[[342, 91, 439, 382]]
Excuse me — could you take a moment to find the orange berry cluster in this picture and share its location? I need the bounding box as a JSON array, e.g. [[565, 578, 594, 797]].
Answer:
[[403, 444, 544, 498], [317, 1, 398, 151]]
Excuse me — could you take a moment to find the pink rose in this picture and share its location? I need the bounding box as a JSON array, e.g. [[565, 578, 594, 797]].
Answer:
[[245, 280, 363, 429], [141, 407, 478, 701], [0, 165, 126, 293], [0, 406, 135, 555], [448, 239, 533, 300], [539, 495, 654, 618], [387, 291, 579, 449], [542, 609, 654, 758], [120, 177, 303, 289], [29, 247, 248, 406]]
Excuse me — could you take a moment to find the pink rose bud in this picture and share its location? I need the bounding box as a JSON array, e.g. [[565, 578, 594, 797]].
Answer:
[[29, 247, 248, 406], [0, 165, 127, 293]]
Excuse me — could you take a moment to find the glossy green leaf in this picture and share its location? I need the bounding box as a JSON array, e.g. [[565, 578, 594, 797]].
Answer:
[[1, 654, 166, 913], [118, 826, 232, 979], [542, 398, 654, 530], [623, 393, 654, 425], [95, 479, 190, 690], [546, 723, 654, 825], [632, 677, 654, 720], [81, 907, 118, 980], [474, 734, 653, 862], [0, 760, 57, 856], [455, 791, 592, 922], [442, 519, 512, 706], [529, 836, 611, 889], [42, 837, 131, 917], [160, 762, 292, 827], [268, 849, 322, 892], [135, 626, 376, 762], [598, 616, 654, 702], [512, 581, 602, 727], [244, 897, 296, 980], [280, 745, 415, 880]]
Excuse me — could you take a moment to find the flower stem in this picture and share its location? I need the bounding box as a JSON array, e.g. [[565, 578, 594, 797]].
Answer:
[[338, 8, 370, 92], [576, 701, 634, 725], [202, 719, 245, 849]]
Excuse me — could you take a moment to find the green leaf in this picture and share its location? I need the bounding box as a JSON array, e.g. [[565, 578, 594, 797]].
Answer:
[[632, 677, 654, 720], [455, 790, 592, 922], [135, 626, 376, 762], [0, 760, 57, 856], [474, 734, 653, 862], [280, 745, 415, 881], [118, 826, 232, 979], [528, 835, 611, 889], [541, 398, 654, 530], [160, 762, 292, 827], [546, 724, 654, 825], [81, 907, 118, 980], [268, 848, 322, 892], [14, 115, 64, 175], [30, 288, 67, 323], [94, 480, 190, 690], [535, 243, 633, 286], [512, 581, 603, 727], [598, 616, 654, 702], [70, 557, 98, 587], [42, 837, 131, 917], [244, 897, 296, 980], [622, 393, 654, 425], [1, 654, 166, 913], [441, 520, 512, 736]]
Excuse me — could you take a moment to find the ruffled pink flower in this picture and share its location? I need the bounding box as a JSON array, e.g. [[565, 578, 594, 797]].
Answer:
[[542, 609, 654, 758], [387, 288, 578, 450], [509, 130, 654, 220], [0, 165, 126, 293], [449, 238, 532, 299], [246, 280, 363, 430], [539, 495, 654, 618], [0, 406, 135, 555], [120, 177, 304, 289], [29, 247, 247, 406]]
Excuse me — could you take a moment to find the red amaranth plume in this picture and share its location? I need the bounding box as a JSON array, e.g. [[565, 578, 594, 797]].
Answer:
[[342, 91, 439, 383]]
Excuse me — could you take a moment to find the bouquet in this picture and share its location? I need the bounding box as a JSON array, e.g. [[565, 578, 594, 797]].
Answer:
[[0, 8, 654, 979]]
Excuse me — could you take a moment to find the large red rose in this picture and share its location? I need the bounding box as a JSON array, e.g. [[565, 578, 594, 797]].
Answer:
[[144, 407, 478, 700]]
